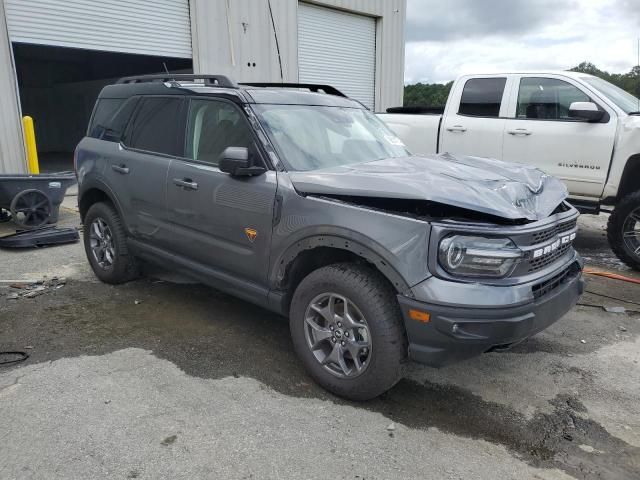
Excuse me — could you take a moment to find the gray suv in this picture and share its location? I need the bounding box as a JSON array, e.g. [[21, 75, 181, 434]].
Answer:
[[76, 75, 584, 400]]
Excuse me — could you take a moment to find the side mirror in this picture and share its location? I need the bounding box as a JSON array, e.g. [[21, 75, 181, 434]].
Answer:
[[569, 102, 605, 122], [218, 147, 266, 176]]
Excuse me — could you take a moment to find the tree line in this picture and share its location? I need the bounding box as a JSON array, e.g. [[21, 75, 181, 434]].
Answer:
[[403, 62, 640, 107]]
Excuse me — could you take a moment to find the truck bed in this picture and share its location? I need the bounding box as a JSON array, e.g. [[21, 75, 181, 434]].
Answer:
[[377, 112, 441, 155]]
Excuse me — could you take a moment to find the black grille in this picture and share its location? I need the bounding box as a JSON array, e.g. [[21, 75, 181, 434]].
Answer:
[[532, 262, 581, 299], [531, 219, 577, 245], [528, 243, 573, 272]]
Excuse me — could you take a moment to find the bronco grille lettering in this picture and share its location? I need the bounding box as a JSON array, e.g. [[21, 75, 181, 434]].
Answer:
[[532, 232, 576, 259]]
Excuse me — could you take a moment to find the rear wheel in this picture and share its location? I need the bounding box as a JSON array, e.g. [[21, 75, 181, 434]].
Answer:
[[83, 202, 139, 284], [289, 263, 407, 401], [607, 191, 640, 271]]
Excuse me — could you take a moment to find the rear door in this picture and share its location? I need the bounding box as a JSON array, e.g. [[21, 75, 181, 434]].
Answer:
[[166, 97, 278, 287], [502, 75, 616, 197], [439, 76, 510, 158], [114, 96, 186, 248]]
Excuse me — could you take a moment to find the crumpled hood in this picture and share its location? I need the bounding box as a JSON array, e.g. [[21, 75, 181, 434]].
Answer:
[[288, 153, 568, 221]]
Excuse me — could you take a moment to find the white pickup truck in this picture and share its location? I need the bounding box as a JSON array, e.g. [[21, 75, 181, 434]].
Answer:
[[379, 71, 640, 270]]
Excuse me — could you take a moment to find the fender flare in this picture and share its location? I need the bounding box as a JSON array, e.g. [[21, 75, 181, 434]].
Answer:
[[270, 229, 412, 294], [78, 178, 125, 222]]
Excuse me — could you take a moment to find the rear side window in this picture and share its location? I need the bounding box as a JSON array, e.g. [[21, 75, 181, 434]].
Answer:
[[459, 78, 507, 117], [88, 99, 125, 137], [124, 97, 185, 156], [89, 97, 140, 142]]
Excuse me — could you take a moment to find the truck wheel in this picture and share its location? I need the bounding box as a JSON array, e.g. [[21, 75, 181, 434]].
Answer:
[[83, 202, 140, 284], [607, 191, 640, 270], [289, 263, 407, 401]]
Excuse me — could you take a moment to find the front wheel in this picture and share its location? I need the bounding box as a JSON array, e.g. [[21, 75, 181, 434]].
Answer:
[[607, 191, 640, 270], [289, 263, 407, 401]]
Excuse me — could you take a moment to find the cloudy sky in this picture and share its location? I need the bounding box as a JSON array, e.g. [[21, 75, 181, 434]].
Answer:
[[404, 0, 640, 84]]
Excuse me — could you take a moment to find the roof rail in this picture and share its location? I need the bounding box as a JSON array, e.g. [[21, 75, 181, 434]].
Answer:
[[240, 82, 347, 98], [116, 74, 238, 88]]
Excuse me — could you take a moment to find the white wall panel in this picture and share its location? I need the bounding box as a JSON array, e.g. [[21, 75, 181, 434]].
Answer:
[[0, 0, 25, 174], [5, 0, 192, 58], [191, 0, 405, 111]]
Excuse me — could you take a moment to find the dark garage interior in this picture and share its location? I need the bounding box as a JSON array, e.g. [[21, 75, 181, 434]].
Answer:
[[12, 43, 192, 172]]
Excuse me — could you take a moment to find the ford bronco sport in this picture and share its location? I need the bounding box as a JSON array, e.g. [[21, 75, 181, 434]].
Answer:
[[75, 74, 584, 400]]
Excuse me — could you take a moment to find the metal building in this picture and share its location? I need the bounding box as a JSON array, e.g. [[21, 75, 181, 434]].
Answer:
[[0, 0, 406, 174]]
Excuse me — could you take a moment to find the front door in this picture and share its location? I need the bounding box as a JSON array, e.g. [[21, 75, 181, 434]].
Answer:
[[166, 98, 278, 287], [439, 76, 509, 159], [502, 76, 616, 198]]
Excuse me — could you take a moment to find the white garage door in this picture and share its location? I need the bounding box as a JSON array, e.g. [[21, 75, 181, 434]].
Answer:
[[4, 0, 191, 58], [298, 3, 376, 109]]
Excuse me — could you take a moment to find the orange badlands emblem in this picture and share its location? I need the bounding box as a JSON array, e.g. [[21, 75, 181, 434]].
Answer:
[[244, 228, 258, 242]]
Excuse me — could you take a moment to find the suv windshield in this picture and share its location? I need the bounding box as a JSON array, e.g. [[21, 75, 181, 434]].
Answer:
[[582, 76, 640, 114], [254, 105, 410, 171]]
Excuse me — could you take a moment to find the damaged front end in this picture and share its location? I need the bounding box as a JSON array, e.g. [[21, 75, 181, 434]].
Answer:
[[286, 152, 584, 367], [289, 153, 569, 223]]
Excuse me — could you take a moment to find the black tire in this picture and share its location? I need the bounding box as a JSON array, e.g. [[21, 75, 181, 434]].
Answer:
[[83, 201, 140, 284], [607, 191, 640, 271], [289, 263, 407, 401]]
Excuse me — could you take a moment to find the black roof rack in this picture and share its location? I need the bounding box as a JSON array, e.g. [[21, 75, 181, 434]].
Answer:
[[116, 74, 238, 88], [240, 82, 347, 98]]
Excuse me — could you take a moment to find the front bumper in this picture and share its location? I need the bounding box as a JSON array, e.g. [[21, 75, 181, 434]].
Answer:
[[398, 258, 584, 367]]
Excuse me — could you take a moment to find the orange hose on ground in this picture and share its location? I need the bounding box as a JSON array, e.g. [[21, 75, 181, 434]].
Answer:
[[583, 268, 640, 285]]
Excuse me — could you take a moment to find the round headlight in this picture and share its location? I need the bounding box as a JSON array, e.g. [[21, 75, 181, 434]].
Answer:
[[446, 239, 465, 269]]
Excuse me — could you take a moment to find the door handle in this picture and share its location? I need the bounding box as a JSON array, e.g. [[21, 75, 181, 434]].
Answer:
[[111, 164, 130, 174], [446, 125, 467, 133], [507, 128, 532, 136], [173, 178, 199, 190]]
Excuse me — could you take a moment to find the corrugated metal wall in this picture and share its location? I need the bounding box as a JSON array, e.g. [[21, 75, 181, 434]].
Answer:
[[191, 0, 405, 111], [0, 0, 25, 174], [5, 0, 192, 58]]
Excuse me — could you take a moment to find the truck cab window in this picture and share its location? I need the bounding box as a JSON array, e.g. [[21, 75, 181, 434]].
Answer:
[[517, 77, 590, 120], [458, 77, 506, 117], [186, 99, 253, 166]]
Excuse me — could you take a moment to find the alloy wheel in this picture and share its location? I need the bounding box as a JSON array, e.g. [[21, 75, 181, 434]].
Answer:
[[622, 207, 640, 260], [303, 293, 372, 378], [89, 217, 115, 269]]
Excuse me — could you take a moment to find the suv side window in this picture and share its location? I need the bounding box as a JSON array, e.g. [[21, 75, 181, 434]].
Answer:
[[458, 78, 506, 117], [124, 97, 185, 156], [516, 77, 591, 120], [90, 97, 140, 142], [185, 98, 253, 166], [88, 98, 125, 137]]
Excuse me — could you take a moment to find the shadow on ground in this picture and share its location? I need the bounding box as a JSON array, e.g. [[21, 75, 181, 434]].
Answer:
[[2, 277, 638, 479]]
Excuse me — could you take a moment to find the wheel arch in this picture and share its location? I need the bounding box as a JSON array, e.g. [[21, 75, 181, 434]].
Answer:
[[271, 233, 412, 315], [617, 154, 640, 201], [78, 180, 124, 223]]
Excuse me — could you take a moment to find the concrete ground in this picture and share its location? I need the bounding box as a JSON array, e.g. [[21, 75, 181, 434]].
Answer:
[[0, 195, 639, 480]]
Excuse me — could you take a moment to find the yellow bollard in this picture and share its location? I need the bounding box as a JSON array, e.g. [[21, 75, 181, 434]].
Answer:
[[22, 116, 40, 174]]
